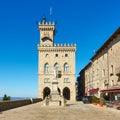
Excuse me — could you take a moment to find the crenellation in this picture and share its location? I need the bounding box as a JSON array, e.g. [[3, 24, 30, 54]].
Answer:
[[60, 44, 63, 46], [74, 44, 76, 46], [38, 21, 55, 26], [53, 43, 76, 47]]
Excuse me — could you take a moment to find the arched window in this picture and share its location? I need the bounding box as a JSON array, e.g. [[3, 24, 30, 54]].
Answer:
[[64, 63, 69, 72], [44, 63, 50, 72], [54, 63, 59, 71]]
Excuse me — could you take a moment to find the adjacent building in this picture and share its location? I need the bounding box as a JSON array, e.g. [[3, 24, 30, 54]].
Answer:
[[79, 27, 120, 100], [37, 17, 76, 101]]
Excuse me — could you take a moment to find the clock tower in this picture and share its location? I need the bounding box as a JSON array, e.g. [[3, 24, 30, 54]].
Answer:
[[37, 17, 76, 102], [38, 17, 55, 46]]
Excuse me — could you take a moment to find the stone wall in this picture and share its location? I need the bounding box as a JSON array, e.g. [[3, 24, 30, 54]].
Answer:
[[0, 98, 42, 111]]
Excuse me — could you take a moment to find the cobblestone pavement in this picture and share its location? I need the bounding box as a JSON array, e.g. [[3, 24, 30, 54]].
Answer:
[[0, 101, 120, 120]]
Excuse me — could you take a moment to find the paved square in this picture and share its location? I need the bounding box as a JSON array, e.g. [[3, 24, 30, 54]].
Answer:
[[0, 101, 120, 120]]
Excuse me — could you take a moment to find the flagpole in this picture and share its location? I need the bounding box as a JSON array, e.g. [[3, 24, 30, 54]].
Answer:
[[50, 7, 52, 22]]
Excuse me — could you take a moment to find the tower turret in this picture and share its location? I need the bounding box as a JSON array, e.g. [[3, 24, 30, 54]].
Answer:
[[38, 17, 55, 46]]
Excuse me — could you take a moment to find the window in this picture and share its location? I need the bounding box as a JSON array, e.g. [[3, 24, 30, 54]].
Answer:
[[54, 63, 59, 71], [55, 54, 58, 57], [64, 63, 69, 72], [111, 65, 113, 73], [103, 69, 105, 76], [45, 54, 49, 58], [97, 69, 99, 76], [64, 78, 70, 83], [44, 78, 50, 83], [103, 55, 104, 60], [65, 54, 68, 57], [44, 63, 50, 72], [111, 80, 114, 86], [111, 47, 112, 51]]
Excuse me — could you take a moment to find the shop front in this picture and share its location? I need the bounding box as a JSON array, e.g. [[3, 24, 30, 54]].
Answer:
[[100, 87, 120, 108]]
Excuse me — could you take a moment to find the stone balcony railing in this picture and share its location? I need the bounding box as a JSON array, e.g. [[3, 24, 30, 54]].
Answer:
[[115, 67, 120, 76]]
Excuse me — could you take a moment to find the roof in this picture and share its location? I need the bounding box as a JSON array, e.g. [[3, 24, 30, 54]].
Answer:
[[91, 27, 120, 60]]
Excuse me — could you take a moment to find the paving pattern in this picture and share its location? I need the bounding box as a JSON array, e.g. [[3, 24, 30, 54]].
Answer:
[[0, 101, 120, 120]]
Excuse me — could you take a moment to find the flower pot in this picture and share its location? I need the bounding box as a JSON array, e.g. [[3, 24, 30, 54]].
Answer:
[[93, 102, 97, 105]]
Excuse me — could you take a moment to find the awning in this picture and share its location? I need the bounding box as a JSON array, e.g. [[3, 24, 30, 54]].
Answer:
[[88, 88, 99, 93], [100, 86, 120, 93], [101, 89, 120, 93]]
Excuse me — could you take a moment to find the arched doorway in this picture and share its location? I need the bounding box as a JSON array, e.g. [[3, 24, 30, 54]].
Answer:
[[63, 87, 70, 100], [43, 87, 51, 99]]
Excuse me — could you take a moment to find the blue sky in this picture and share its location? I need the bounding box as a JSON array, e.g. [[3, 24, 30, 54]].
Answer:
[[0, 0, 120, 97]]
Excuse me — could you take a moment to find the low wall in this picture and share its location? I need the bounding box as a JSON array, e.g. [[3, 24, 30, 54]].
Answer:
[[0, 98, 42, 111]]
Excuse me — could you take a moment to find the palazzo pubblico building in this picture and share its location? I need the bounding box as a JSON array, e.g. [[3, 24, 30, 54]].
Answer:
[[37, 17, 76, 101]]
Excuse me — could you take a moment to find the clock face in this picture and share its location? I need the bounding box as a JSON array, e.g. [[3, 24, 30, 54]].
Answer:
[[44, 32, 49, 37]]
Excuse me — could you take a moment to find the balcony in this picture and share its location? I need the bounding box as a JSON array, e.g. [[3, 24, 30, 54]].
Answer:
[[115, 67, 120, 77]]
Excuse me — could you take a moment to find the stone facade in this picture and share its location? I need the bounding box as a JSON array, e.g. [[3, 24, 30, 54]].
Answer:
[[79, 27, 120, 98], [37, 18, 76, 101]]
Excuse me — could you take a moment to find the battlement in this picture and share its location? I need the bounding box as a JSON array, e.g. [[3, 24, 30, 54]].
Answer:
[[38, 16, 55, 26], [37, 43, 76, 47], [38, 21, 55, 26], [54, 43, 76, 47]]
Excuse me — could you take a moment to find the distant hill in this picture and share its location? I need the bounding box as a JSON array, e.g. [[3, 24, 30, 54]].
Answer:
[[0, 97, 2, 101], [0, 97, 31, 102]]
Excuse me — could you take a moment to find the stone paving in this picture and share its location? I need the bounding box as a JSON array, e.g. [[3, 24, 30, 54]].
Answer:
[[0, 101, 120, 120]]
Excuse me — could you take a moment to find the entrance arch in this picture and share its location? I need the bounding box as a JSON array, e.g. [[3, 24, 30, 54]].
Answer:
[[63, 87, 70, 100], [43, 87, 51, 99]]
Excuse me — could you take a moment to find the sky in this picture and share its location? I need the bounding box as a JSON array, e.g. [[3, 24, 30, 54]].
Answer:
[[0, 0, 120, 97]]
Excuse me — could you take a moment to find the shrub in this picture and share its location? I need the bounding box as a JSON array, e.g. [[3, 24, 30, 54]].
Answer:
[[92, 96, 100, 103], [100, 98, 106, 105]]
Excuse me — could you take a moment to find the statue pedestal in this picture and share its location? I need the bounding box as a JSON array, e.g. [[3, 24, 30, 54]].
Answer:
[[52, 79, 58, 92], [49, 92, 60, 106], [48, 79, 60, 106], [44, 77, 66, 106]]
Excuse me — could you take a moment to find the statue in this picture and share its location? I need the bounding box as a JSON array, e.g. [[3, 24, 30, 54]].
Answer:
[[53, 69, 57, 79]]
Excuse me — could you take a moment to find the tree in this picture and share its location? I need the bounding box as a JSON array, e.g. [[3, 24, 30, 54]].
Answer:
[[2, 94, 11, 101]]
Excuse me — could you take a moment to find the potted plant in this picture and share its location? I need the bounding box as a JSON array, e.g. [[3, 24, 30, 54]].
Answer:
[[92, 96, 99, 105], [100, 98, 106, 107]]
